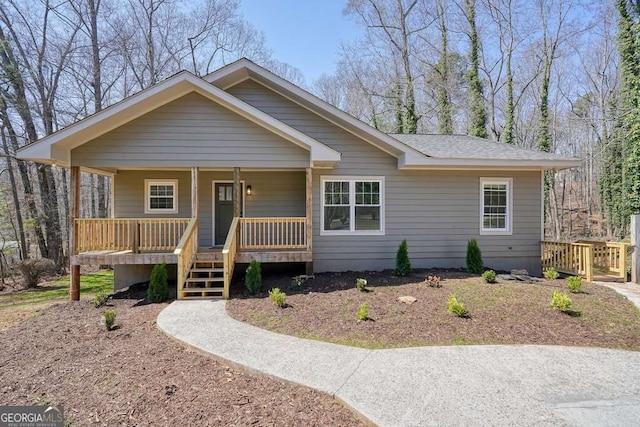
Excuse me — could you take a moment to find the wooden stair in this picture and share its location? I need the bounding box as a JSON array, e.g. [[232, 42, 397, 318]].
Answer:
[[180, 252, 225, 299]]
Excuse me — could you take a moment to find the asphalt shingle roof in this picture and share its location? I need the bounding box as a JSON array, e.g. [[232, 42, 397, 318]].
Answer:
[[389, 134, 577, 161]]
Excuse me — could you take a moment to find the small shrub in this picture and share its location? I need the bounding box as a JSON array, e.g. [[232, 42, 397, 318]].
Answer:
[[395, 240, 411, 276], [482, 270, 497, 284], [447, 294, 467, 317], [245, 260, 262, 294], [466, 239, 483, 274], [92, 290, 110, 308], [357, 303, 369, 321], [426, 275, 441, 288], [543, 267, 559, 280], [291, 275, 307, 288], [268, 288, 287, 307], [566, 276, 582, 293], [550, 291, 572, 311], [102, 310, 116, 331], [18, 258, 56, 289], [356, 277, 367, 292], [148, 264, 169, 303]]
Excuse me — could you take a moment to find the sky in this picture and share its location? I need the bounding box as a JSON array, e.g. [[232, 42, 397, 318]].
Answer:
[[238, 0, 363, 83]]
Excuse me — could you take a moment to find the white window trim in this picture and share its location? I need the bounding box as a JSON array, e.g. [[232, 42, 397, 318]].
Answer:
[[320, 175, 385, 236], [145, 179, 179, 214], [479, 177, 513, 235]]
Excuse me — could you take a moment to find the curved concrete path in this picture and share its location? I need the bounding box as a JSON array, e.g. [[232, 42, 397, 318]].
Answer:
[[158, 300, 640, 426]]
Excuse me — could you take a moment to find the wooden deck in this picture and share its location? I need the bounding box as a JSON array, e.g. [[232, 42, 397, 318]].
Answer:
[[72, 216, 312, 299], [542, 240, 629, 282]]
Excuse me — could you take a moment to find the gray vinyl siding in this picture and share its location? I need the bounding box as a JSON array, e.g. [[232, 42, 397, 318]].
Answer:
[[198, 171, 305, 247], [227, 80, 543, 274], [114, 170, 305, 247], [114, 170, 192, 219], [71, 92, 309, 169]]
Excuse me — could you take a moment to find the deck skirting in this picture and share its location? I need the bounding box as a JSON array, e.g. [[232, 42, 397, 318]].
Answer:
[[71, 251, 177, 266]]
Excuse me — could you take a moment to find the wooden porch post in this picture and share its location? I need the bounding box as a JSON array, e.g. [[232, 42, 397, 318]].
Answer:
[[305, 167, 313, 275], [191, 167, 199, 247], [233, 167, 241, 217], [69, 166, 80, 301], [191, 167, 199, 218]]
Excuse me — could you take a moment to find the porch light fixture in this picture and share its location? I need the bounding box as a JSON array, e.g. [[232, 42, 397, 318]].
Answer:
[[246, 185, 252, 196]]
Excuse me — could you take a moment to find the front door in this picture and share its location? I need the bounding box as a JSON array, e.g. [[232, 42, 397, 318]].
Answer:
[[214, 183, 242, 245]]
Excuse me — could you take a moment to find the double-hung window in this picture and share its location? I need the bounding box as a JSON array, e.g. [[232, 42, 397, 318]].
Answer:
[[145, 179, 178, 214], [321, 176, 384, 235], [480, 178, 512, 234]]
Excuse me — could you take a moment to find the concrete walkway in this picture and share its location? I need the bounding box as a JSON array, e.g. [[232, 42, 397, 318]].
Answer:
[[595, 281, 640, 310], [157, 300, 640, 426]]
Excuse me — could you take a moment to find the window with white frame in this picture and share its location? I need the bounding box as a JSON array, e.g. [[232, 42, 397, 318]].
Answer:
[[145, 179, 178, 214], [480, 178, 512, 234], [321, 177, 384, 234]]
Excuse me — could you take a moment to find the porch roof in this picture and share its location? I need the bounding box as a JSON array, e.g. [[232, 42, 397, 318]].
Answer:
[[16, 71, 341, 171]]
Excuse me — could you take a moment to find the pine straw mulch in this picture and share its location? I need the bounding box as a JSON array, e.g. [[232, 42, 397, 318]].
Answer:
[[0, 284, 365, 426], [227, 269, 640, 350]]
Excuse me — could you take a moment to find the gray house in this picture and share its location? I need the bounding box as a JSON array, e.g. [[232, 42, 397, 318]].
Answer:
[[18, 59, 580, 300]]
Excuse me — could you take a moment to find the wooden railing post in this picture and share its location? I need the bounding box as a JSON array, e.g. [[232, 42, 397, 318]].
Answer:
[[132, 219, 140, 254], [584, 244, 594, 282], [619, 244, 628, 282]]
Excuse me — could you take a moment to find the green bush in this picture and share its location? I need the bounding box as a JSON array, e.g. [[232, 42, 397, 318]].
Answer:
[[91, 290, 110, 308], [102, 310, 116, 331], [550, 291, 572, 311], [466, 239, 483, 274], [357, 303, 369, 321], [543, 267, 559, 280], [268, 288, 286, 307], [291, 276, 307, 288], [566, 276, 582, 293], [356, 277, 367, 292], [148, 264, 169, 303], [245, 260, 262, 294], [482, 270, 497, 284], [447, 294, 467, 317], [395, 240, 411, 276]]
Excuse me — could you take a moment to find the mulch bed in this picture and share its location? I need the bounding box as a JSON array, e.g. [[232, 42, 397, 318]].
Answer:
[[0, 285, 365, 426], [227, 269, 640, 350]]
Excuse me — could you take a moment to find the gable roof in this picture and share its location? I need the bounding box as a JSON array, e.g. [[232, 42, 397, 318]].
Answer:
[[17, 71, 341, 169], [204, 58, 429, 169], [205, 58, 581, 171], [390, 134, 581, 169]]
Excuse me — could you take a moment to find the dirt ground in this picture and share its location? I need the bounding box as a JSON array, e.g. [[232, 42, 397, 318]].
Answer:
[[227, 269, 640, 350], [0, 284, 365, 426]]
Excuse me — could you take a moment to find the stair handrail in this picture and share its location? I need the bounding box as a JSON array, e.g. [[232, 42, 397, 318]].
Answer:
[[174, 218, 199, 299], [222, 217, 240, 299]]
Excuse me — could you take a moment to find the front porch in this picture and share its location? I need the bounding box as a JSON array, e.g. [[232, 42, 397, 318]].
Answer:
[[68, 166, 313, 300]]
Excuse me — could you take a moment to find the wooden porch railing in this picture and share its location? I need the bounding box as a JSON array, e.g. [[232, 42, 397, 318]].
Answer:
[[75, 218, 190, 253], [174, 218, 198, 299], [222, 217, 240, 299], [239, 217, 307, 250], [542, 240, 629, 282]]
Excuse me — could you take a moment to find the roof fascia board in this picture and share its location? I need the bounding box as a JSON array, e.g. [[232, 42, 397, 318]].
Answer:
[[399, 158, 581, 170]]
